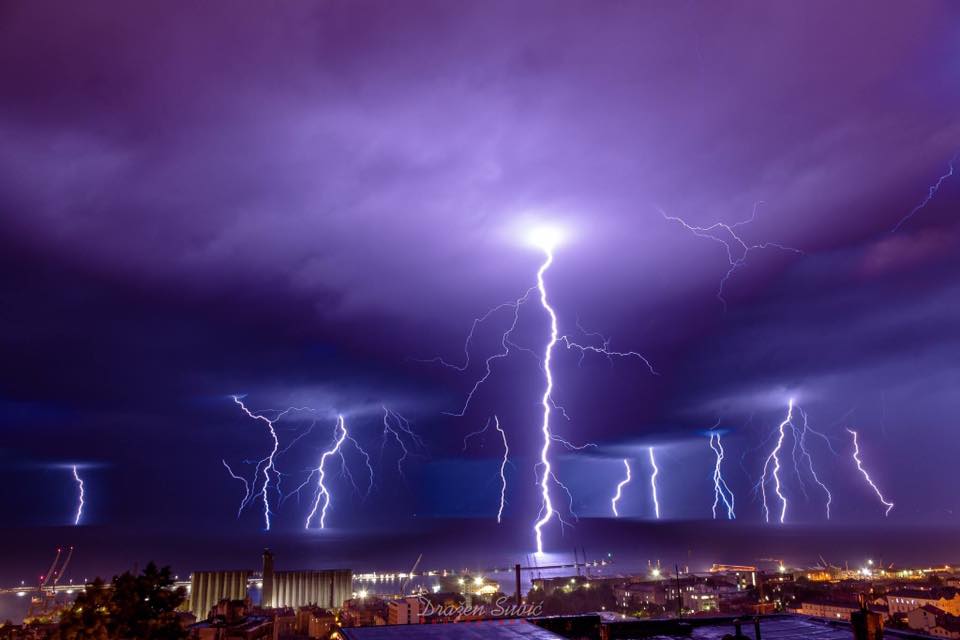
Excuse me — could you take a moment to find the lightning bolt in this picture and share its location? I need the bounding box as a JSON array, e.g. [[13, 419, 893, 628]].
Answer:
[[305, 416, 348, 529], [794, 407, 833, 519], [438, 288, 537, 418], [533, 242, 560, 555], [494, 416, 509, 523], [71, 466, 84, 526], [708, 431, 735, 520], [381, 407, 424, 480], [648, 447, 660, 519], [892, 152, 958, 232], [847, 428, 894, 516], [611, 459, 631, 517], [231, 395, 316, 530], [341, 434, 375, 500], [661, 202, 803, 309], [558, 335, 658, 375], [222, 460, 252, 517], [423, 227, 654, 550], [461, 415, 511, 523], [760, 400, 792, 524]]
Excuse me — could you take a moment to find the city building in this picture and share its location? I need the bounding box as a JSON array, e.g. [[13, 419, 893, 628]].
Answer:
[[887, 588, 960, 616], [794, 598, 864, 620], [294, 606, 337, 638], [340, 597, 388, 628], [614, 581, 664, 610], [907, 604, 945, 632], [386, 597, 421, 625], [188, 599, 272, 640]]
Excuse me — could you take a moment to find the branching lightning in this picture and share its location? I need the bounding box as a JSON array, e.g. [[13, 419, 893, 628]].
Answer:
[[648, 447, 660, 519], [760, 400, 792, 524], [381, 407, 425, 480], [755, 400, 837, 523], [533, 242, 560, 554], [227, 396, 379, 528], [305, 416, 348, 529], [421, 228, 655, 552], [558, 335, 658, 375], [341, 434, 375, 500], [438, 288, 536, 418], [222, 460, 252, 517], [71, 466, 84, 526], [795, 407, 833, 519], [892, 152, 958, 232], [661, 203, 803, 309], [611, 459, 631, 517], [231, 395, 317, 530], [847, 428, 894, 516], [708, 431, 735, 520]]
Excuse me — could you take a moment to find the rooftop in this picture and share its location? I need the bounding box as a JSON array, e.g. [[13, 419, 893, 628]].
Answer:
[[339, 615, 943, 640], [340, 619, 564, 639]]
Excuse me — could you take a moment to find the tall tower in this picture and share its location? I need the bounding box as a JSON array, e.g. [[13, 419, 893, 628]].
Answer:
[[262, 548, 275, 608]]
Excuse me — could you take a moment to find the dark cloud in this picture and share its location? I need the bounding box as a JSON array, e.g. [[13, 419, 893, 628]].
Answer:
[[1, 0, 959, 577]]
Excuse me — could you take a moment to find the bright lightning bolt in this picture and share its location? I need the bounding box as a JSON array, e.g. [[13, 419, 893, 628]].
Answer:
[[760, 400, 792, 524], [847, 428, 894, 516], [661, 203, 803, 309], [892, 152, 958, 232], [708, 432, 735, 520], [231, 395, 313, 530], [71, 466, 84, 526], [648, 447, 660, 519], [423, 224, 654, 548], [494, 416, 509, 523], [611, 459, 631, 517], [533, 239, 560, 555], [305, 416, 348, 529]]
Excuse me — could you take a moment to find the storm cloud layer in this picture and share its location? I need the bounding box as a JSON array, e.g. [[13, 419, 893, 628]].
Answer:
[[1, 1, 959, 575]]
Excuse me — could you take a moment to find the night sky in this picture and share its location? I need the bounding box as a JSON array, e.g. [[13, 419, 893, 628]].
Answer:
[[2, 1, 960, 585]]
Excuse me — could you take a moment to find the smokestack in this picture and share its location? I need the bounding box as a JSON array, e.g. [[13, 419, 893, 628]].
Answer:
[[262, 549, 274, 609], [851, 593, 883, 640]]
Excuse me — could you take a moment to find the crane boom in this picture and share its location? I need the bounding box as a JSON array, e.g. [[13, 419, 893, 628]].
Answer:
[[400, 554, 422, 594], [39, 548, 63, 589], [52, 547, 75, 587]]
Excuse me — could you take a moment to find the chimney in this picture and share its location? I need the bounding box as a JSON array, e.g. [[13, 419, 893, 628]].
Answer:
[[261, 549, 275, 609], [851, 593, 883, 640]]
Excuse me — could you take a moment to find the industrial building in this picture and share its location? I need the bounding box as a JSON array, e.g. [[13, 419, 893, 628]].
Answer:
[[261, 549, 352, 610], [186, 549, 351, 617], [189, 570, 251, 619]]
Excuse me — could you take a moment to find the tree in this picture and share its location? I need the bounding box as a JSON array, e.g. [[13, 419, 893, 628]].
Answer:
[[58, 563, 187, 640], [58, 579, 112, 640]]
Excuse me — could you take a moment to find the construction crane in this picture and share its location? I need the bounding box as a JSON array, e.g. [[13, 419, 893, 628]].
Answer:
[[400, 554, 422, 595], [52, 546, 75, 589], [39, 547, 63, 590]]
